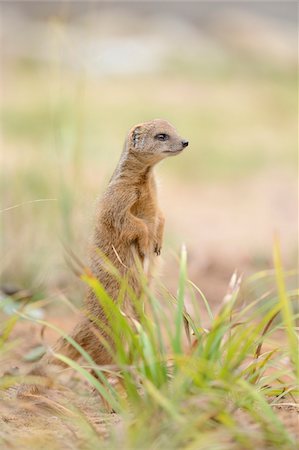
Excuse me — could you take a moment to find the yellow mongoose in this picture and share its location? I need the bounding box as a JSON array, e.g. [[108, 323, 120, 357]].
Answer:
[[19, 119, 188, 392]]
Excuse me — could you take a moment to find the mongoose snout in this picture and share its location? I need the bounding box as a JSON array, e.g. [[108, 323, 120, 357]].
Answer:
[[162, 138, 189, 156]]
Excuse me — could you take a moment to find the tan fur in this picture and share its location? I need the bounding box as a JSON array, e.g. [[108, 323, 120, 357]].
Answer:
[[18, 119, 188, 396]]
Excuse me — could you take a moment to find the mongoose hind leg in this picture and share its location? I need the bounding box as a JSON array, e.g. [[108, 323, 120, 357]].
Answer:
[[41, 318, 114, 371], [68, 318, 114, 368], [69, 319, 117, 412], [17, 319, 110, 398]]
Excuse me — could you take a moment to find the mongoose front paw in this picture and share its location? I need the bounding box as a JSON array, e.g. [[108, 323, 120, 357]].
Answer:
[[154, 243, 161, 256], [137, 234, 149, 260], [138, 247, 146, 259]]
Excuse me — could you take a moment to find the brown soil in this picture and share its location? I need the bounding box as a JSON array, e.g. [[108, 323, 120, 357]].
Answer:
[[0, 314, 298, 450]]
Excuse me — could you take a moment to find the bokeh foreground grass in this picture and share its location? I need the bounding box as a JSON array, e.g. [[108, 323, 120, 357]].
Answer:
[[0, 240, 298, 449]]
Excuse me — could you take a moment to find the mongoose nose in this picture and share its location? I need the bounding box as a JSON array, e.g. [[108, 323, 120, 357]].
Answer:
[[182, 140, 189, 148]]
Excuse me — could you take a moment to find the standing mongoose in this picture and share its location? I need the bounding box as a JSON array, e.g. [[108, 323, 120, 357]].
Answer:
[[18, 119, 188, 392]]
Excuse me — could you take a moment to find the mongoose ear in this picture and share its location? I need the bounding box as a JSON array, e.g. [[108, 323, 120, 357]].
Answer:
[[131, 125, 144, 150]]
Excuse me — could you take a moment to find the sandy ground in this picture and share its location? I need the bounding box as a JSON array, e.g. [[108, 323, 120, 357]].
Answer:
[[159, 169, 297, 305], [0, 312, 298, 450]]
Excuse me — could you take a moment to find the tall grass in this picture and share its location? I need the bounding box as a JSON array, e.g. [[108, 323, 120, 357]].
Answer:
[[1, 242, 297, 449]]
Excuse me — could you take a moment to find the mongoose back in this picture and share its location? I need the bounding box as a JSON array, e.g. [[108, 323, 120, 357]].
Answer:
[[19, 119, 188, 391]]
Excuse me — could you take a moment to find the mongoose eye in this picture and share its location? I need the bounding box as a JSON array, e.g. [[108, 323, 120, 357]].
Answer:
[[155, 133, 169, 141]]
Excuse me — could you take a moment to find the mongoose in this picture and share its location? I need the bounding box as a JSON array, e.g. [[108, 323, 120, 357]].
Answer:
[[19, 119, 188, 393]]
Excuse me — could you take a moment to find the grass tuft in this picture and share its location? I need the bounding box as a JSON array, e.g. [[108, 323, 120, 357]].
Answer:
[[1, 246, 298, 449]]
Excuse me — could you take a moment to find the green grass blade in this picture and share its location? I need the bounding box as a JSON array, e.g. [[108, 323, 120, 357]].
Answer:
[[173, 245, 187, 355], [188, 279, 214, 321], [273, 237, 299, 378], [53, 352, 122, 413], [143, 379, 183, 423]]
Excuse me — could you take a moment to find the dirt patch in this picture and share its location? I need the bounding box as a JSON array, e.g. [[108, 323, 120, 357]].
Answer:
[[161, 169, 297, 303], [1, 314, 298, 449]]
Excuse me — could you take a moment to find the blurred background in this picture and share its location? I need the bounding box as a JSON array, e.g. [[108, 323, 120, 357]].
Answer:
[[1, 1, 297, 308]]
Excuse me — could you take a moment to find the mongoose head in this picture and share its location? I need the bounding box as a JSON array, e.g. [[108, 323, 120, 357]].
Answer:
[[127, 119, 188, 165]]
